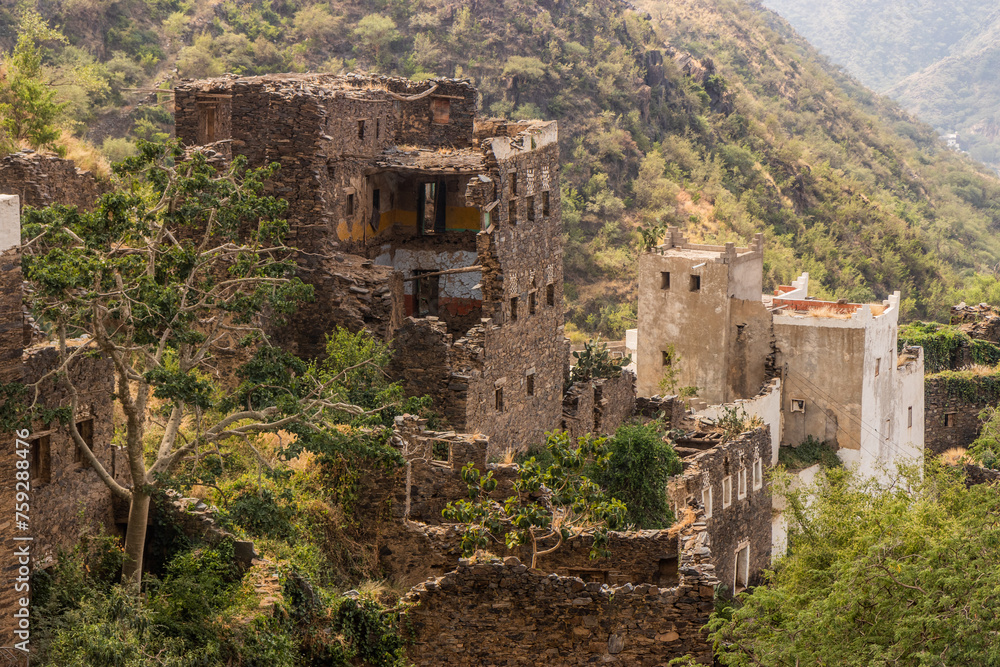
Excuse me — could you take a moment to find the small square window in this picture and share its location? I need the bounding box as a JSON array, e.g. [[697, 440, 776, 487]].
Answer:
[[526, 373, 535, 396], [347, 193, 355, 216], [722, 476, 732, 508], [661, 272, 671, 290], [526, 195, 535, 221], [945, 412, 956, 428], [509, 199, 517, 225], [528, 292, 536, 315], [689, 275, 701, 291], [495, 387, 504, 412], [791, 398, 806, 413], [875, 358, 881, 377], [542, 191, 550, 217], [738, 469, 747, 499], [753, 459, 763, 490], [510, 296, 518, 323], [357, 120, 366, 140], [546, 283, 555, 307], [702, 486, 713, 518], [908, 406, 913, 429]]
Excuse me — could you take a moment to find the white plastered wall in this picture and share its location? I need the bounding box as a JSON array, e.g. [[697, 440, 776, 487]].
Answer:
[[0, 195, 18, 251]]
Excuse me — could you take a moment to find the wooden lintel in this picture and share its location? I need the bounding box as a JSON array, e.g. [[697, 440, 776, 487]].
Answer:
[[402, 265, 482, 282]]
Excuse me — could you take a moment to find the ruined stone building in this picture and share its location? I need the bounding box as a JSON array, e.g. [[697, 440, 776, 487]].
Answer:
[[0, 195, 124, 645], [0, 151, 105, 211], [174, 74, 566, 453], [635, 228, 925, 481]]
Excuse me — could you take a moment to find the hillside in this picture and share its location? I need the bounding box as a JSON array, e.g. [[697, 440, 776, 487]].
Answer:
[[4, 0, 1000, 334]]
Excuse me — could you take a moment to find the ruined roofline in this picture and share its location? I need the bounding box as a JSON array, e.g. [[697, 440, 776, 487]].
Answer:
[[649, 227, 764, 264], [174, 72, 476, 95], [772, 271, 902, 326]]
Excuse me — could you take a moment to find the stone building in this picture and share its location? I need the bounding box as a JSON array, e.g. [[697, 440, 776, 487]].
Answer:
[[174, 74, 566, 453], [0, 151, 105, 211], [0, 195, 124, 645], [636, 229, 924, 481]]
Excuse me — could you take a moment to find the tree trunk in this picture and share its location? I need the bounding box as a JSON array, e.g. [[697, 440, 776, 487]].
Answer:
[[122, 488, 151, 587]]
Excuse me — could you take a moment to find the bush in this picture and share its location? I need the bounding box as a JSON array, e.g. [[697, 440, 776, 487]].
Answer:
[[778, 436, 842, 470], [592, 422, 682, 529]]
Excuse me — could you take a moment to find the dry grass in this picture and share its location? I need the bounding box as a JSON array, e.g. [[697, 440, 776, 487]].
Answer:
[[941, 447, 971, 466], [957, 363, 999, 376], [58, 130, 111, 180], [804, 305, 856, 319], [500, 447, 517, 465], [356, 579, 410, 606], [666, 507, 698, 536]]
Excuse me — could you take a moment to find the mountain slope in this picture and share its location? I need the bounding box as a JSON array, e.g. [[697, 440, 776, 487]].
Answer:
[[6, 0, 1000, 332]]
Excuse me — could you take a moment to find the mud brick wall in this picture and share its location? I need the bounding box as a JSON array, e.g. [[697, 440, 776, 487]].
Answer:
[[924, 375, 1000, 455], [401, 521, 719, 666], [668, 427, 771, 594], [594, 371, 636, 435], [0, 152, 105, 211]]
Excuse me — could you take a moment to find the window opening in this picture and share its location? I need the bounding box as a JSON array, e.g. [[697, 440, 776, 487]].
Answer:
[[542, 191, 550, 217], [722, 476, 732, 508], [431, 98, 451, 124], [509, 198, 517, 225], [908, 406, 913, 428], [661, 272, 670, 290], [528, 292, 536, 315], [74, 419, 94, 468], [526, 195, 535, 222], [31, 434, 51, 484], [945, 412, 956, 428], [734, 546, 750, 593], [738, 469, 747, 499], [413, 270, 440, 317], [495, 388, 504, 412], [753, 458, 763, 490], [510, 171, 518, 196], [526, 373, 535, 396], [546, 283, 555, 307], [510, 296, 518, 323], [347, 193, 355, 216], [357, 120, 366, 140], [875, 358, 881, 377], [689, 275, 701, 291], [702, 486, 713, 518], [791, 398, 806, 413]]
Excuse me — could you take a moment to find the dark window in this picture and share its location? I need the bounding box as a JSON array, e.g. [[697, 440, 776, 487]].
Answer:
[[791, 398, 806, 412], [689, 275, 701, 291], [658, 557, 679, 587], [495, 388, 504, 412], [375, 117, 381, 138], [528, 292, 536, 315], [74, 419, 94, 468], [526, 373, 535, 396], [431, 441, 449, 462], [510, 171, 518, 196], [431, 98, 451, 124], [358, 120, 366, 140], [413, 270, 440, 317], [661, 272, 670, 289], [546, 283, 555, 307], [510, 296, 518, 322], [509, 198, 517, 225], [31, 435, 51, 484], [372, 188, 381, 211], [945, 413, 956, 428], [908, 406, 913, 428], [542, 191, 550, 217], [526, 195, 535, 222], [662, 350, 673, 367], [347, 193, 355, 216]]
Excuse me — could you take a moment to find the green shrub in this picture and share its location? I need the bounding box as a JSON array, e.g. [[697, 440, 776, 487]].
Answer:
[[778, 436, 842, 470], [592, 421, 682, 529]]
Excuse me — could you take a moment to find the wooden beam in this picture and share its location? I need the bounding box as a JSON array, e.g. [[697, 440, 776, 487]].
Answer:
[[401, 265, 482, 282]]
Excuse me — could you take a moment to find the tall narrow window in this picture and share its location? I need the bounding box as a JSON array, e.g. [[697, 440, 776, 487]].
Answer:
[[546, 283, 555, 307], [753, 458, 763, 490], [661, 272, 671, 290], [526, 373, 535, 396], [875, 358, 881, 377], [510, 296, 518, 323], [509, 171, 518, 196], [689, 275, 701, 292], [357, 120, 366, 140], [908, 406, 913, 428], [347, 193, 355, 216], [31, 435, 51, 484], [509, 198, 517, 225], [945, 413, 956, 427], [74, 419, 94, 468], [722, 476, 733, 508], [702, 486, 713, 518], [375, 117, 381, 138], [662, 350, 673, 367], [495, 388, 504, 412], [734, 546, 750, 593], [738, 468, 747, 499], [528, 292, 536, 315], [526, 195, 535, 222], [542, 191, 550, 217], [372, 188, 381, 211]]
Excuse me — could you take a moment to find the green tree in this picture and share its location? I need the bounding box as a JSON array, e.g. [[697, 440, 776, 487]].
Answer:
[[592, 422, 681, 529], [443, 431, 626, 568], [569, 339, 629, 384], [708, 463, 1000, 666], [353, 14, 400, 66], [19, 141, 387, 586], [0, 9, 68, 152]]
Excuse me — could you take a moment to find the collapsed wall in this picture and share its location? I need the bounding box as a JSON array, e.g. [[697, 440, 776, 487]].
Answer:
[[401, 517, 719, 666], [0, 151, 105, 211], [562, 371, 637, 440]]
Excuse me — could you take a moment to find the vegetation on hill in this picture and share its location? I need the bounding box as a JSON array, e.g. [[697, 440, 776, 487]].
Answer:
[[5, 0, 1000, 335]]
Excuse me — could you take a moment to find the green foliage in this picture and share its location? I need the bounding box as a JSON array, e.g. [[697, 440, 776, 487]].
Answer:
[[927, 368, 1000, 404], [777, 435, 842, 470], [443, 430, 626, 567], [591, 421, 681, 529], [708, 463, 1000, 666], [569, 339, 629, 384], [967, 406, 1000, 470]]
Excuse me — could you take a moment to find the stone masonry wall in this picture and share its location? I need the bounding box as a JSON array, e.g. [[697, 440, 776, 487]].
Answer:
[[668, 426, 771, 594], [924, 375, 998, 455], [561, 380, 595, 440], [401, 516, 719, 666], [594, 371, 636, 435], [635, 394, 687, 429], [0, 152, 105, 211]]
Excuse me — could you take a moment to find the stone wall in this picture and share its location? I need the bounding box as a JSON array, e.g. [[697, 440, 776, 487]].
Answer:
[[0, 152, 104, 211], [668, 426, 771, 594], [401, 516, 719, 666], [635, 394, 687, 429], [923, 374, 1000, 455], [594, 371, 636, 435], [561, 380, 595, 440]]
